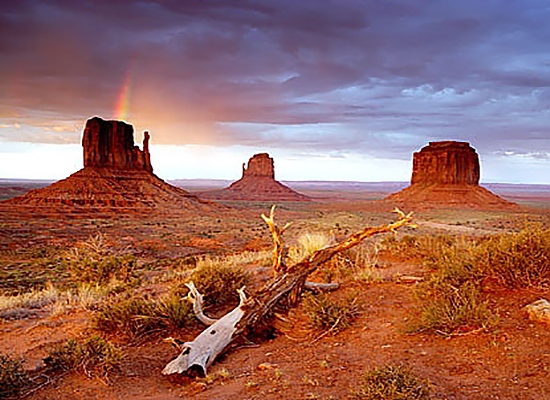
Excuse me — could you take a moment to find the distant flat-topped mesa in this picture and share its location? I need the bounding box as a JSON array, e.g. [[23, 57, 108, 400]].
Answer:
[[2, 117, 219, 214], [200, 153, 310, 201], [386, 141, 517, 210]]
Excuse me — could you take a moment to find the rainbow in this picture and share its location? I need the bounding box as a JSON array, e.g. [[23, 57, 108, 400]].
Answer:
[[113, 68, 132, 121]]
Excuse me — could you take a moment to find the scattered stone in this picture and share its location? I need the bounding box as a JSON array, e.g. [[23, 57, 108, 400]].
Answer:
[[524, 299, 550, 325], [257, 362, 279, 371], [395, 275, 424, 284], [386, 141, 517, 210]]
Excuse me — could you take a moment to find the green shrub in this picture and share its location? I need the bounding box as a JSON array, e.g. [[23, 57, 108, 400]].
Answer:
[[156, 293, 195, 330], [0, 353, 30, 398], [410, 238, 495, 334], [45, 335, 122, 377], [350, 364, 432, 400], [302, 292, 359, 333], [396, 226, 548, 335]]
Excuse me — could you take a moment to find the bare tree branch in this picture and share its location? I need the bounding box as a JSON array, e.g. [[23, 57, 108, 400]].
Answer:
[[261, 205, 293, 274], [163, 208, 414, 376], [185, 282, 218, 326]]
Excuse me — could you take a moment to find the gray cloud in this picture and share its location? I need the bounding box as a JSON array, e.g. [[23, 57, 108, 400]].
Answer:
[[0, 0, 549, 167]]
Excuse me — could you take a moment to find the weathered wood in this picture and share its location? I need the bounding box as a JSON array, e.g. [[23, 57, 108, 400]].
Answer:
[[185, 281, 218, 326], [163, 208, 414, 376], [162, 286, 247, 376], [235, 208, 415, 336], [304, 282, 340, 292], [261, 205, 293, 274]]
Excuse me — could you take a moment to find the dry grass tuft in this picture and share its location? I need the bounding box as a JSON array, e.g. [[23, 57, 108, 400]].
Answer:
[[63, 233, 138, 286], [475, 224, 549, 288], [187, 257, 251, 307], [45, 335, 123, 378], [350, 364, 432, 400], [93, 292, 194, 340], [302, 292, 360, 333], [0, 283, 60, 320]]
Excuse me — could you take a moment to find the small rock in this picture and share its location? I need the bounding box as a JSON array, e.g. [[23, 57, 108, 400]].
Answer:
[[524, 299, 550, 325], [189, 382, 207, 392], [258, 362, 278, 371]]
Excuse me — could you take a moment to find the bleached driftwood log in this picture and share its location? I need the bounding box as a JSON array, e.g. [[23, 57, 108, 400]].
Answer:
[[184, 281, 218, 326], [162, 286, 247, 375], [163, 207, 414, 376]]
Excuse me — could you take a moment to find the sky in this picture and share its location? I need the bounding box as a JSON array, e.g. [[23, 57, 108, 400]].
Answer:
[[1, 0, 549, 183]]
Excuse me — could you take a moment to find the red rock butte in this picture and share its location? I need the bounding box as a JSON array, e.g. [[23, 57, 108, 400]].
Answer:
[[200, 153, 310, 201], [2, 117, 219, 214], [386, 141, 517, 210]]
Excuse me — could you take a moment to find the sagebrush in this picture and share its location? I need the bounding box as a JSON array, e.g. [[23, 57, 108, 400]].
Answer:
[[0, 353, 30, 398], [350, 364, 432, 400], [45, 335, 122, 377]]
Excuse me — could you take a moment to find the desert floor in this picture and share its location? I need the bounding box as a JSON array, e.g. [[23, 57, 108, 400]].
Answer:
[[0, 183, 549, 400]]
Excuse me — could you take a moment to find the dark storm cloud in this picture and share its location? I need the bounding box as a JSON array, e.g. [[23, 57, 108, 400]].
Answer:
[[1, 0, 549, 160]]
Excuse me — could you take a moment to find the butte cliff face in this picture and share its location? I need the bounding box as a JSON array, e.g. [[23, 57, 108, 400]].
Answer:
[[82, 117, 152, 172], [3, 117, 218, 214], [200, 153, 310, 201], [387, 141, 517, 210], [411, 141, 480, 185]]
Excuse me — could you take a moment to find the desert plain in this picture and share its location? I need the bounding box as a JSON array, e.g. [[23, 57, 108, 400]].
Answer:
[[0, 177, 549, 400]]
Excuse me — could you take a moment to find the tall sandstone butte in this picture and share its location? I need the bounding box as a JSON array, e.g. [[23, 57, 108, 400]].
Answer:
[[3, 117, 217, 214], [200, 153, 310, 201], [83, 117, 153, 172], [387, 141, 517, 210], [411, 141, 479, 185], [241, 153, 275, 179]]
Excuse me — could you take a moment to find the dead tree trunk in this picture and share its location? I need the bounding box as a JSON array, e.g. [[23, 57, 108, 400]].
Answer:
[[163, 207, 414, 376]]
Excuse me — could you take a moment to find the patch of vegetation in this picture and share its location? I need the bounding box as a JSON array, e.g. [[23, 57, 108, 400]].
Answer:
[[411, 280, 497, 335], [302, 292, 359, 333], [475, 224, 549, 288], [93, 292, 194, 340], [290, 231, 334, 262], [0, 353, 30, 398], [63, 233, 138, 286], [0, 283, 60, 320], [188, 257, 251, 307], [0, 246, 67, 294], [350, 364, 432, 400], [45, 335, 122, 378], [347, 243, 383, 284], [409, 236, 495, 334], [392, 225, 549, 334], [381, 234, 457, 263]]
